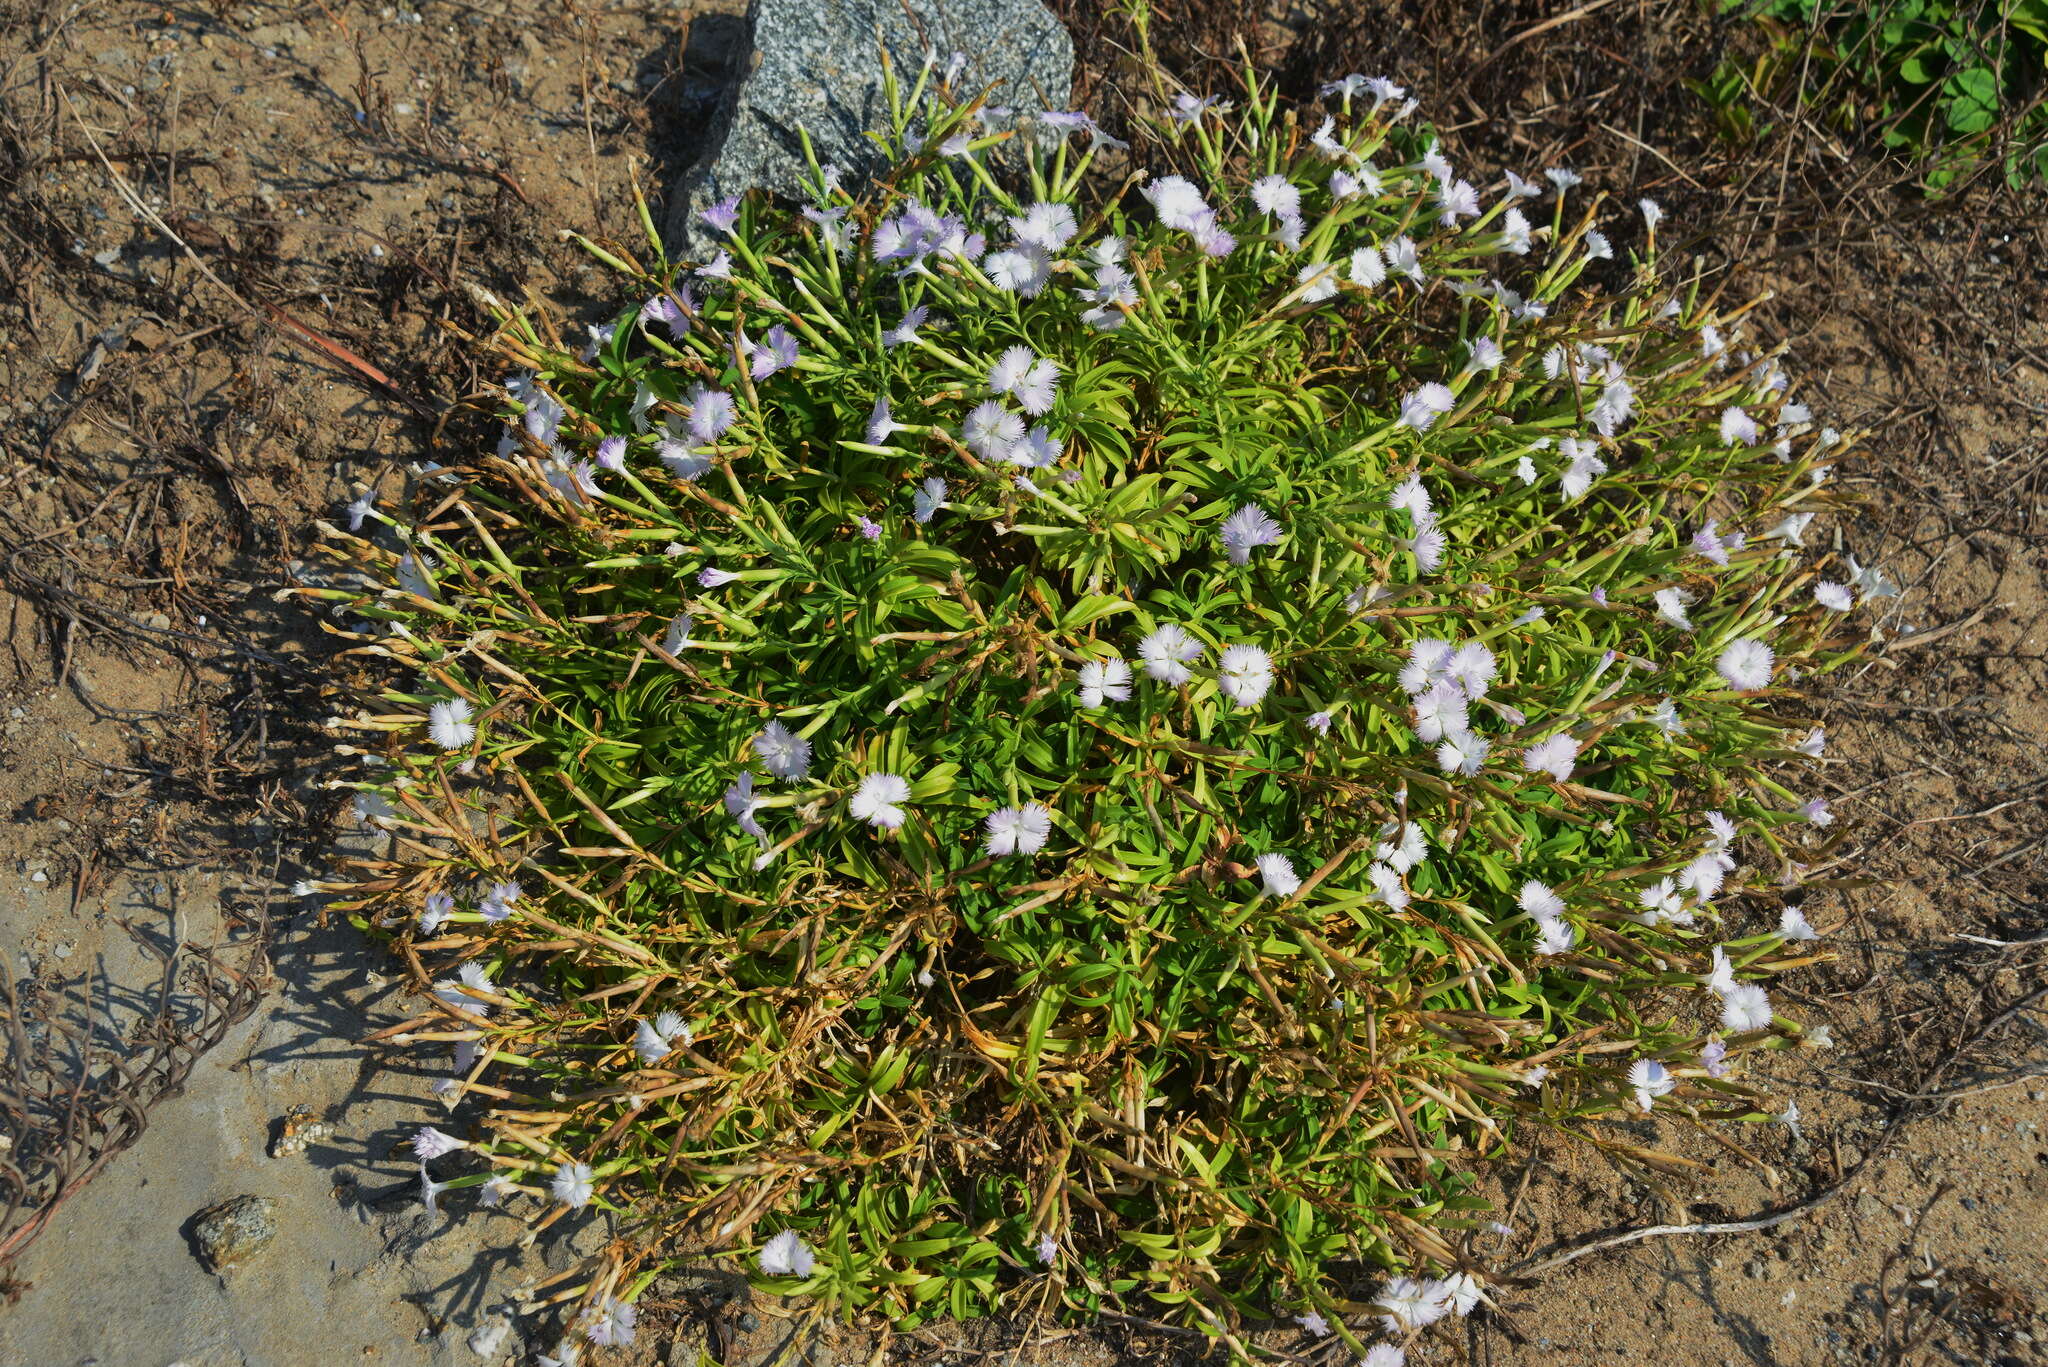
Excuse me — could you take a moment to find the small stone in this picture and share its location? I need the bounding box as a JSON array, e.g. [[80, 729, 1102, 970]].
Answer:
[[191, 1194, 280, 1271]]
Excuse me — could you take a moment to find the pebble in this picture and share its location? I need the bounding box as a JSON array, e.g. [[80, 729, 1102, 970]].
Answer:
[[191, 1194, 281, 1272]]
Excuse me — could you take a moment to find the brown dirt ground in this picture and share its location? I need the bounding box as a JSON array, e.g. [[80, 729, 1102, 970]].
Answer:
[[0, 1, 2043, 1365]]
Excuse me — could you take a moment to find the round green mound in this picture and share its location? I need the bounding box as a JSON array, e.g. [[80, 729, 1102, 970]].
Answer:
[[308, 64, 1869, 1356]]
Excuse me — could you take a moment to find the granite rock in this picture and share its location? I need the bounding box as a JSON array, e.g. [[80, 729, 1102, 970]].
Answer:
[[666, 0, 1072, 255], [191, 1193, 280, 1272]]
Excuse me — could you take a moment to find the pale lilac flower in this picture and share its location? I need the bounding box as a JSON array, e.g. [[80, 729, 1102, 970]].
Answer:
[[479, 1174, 515, 1208], [583, 1297, 637, 1348], [1011, 428, 1064, 471], [1376, 1277, 1449, 1334], [757, 717, 811, 778], [1559, 438, 1608, 499], [745, 325, 799, 380], [1294, 1311, 1331, 1338], [1704, 944, 1738, 995], [418, 1161, 451, 1217], [1496, 207, 1533, 254], [913, 477, 948, 524], [856, 515, 883, 540], [1800, 797, 1833, 826], [867, 395, 905, 445], [1504, 169, 1540, 198], [1166, 92, 1223, 123], [1779, 906, 1819, 941], [413, 1125, 467, 1160], [1763, 511, 1815, 545], [700, 195, 741, 235], [1014, 359, 1059, 416], [962, 400, 1024, 460], [759, 1229, 816, 1277], [850, 772, 911, 829], [1256, 853, 1302, 898], [428, 698, 476, 750], [1589, 377, 1636, 436], [660, 612, 692, 655], [419, 892, 455, 935], [687, 386, 735, 444], [1389, 475, 1433, 522], [1138, 623, 1205, 684], [1629, 1058, 1674, 1110], [1368, 861, 1410, 910], [1376, 821, 1428, 874], [478, 879, 521, 923], [1519, 880, 1566, 920], [1719, 406, 1759, 446], [1310, 116, 1347, 160], [1400, 638, 1455, 695], [1523, 734, 1579, 782], [659, 437, 712, 482], [1378, 237, 1424, 287], [1307, 710, 1333, 735], [1442, 1272, 1484, 1317], [724, 770, 767, 842], [1396, 520, 1446, 573], [346, 488, 376, 531], [1795, 726, 1826, 757], [1447, 641, 1497, 696], [1412, 683, 1467, 743], [1398, 382, 1457, 431], [1077, 656, 1133, 708], [1682, 852, 1728, 903], [1436, 730, 1489, 776], [1437, 179, 1480, 225], [1220, 504, 1284, 565], [1654, 587, 1694, 631], [1521, 1066, 1550, 1088], [1534, 916, 1577, 955], [1362, 1345, 1406, 1367], [986, 803, 1054, 856], [1544, 167, 1582, 195], [883, 304, 928, 349], [1466, 336, 1505, 372], [1692, 520, 1734, 566], [984, 244, 1052, 294], [1637, 879, 1687, 925], [1720, 983, 1773, 1032], [1847, 554, 1899, 602], [1141, 174, 1211, 232], [1250, 174, 1301, 219], [1218, 644, 1274, 708], [1296, 261, 1340, 303], [633, 1010, 692, 1066], [1716, 638, 1774, 690], [1701, 1038, 1729, 1078], [1814, 581, 1853, 611], [1330, 169, 1361, 198], [698, 565, 738, 588], [551, 1161, 595, 1209], [594, 436, 627, 473]]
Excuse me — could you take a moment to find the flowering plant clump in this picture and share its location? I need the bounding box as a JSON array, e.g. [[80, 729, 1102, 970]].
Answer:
[[300, 58, 1884, 1360]]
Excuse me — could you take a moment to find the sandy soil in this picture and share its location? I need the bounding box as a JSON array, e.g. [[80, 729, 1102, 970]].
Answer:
[[0, 2, 2042, 1365]]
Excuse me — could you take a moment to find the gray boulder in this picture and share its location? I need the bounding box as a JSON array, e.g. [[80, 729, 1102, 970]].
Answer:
[[665, 0, 1072, 257]]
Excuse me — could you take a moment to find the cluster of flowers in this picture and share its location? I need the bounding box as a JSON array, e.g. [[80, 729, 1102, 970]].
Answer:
[[310, 51, 1900, 1356]]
